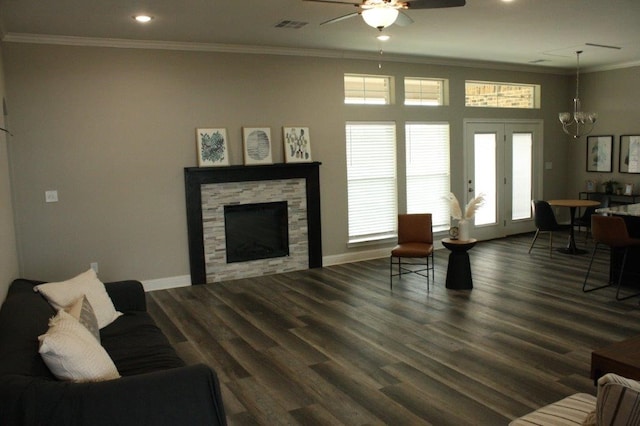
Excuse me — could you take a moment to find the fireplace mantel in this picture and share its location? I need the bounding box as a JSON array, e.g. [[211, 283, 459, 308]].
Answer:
[[184, 162, 322, 284]]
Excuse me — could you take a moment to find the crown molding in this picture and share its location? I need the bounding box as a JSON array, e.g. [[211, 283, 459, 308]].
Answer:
[[2, 32, 572, 75]]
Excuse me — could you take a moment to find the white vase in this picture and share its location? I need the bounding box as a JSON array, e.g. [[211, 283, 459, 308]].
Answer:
[[458, 219, 470, 241]]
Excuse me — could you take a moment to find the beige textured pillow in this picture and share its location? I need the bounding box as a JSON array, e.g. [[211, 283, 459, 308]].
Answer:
[[65, 295, 100, 342], [38, 310, 120, 382], [35, 269, 122, 328]]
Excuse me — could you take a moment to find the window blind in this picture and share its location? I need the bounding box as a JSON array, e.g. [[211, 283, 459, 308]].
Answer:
[[346, 122, 397, 242], [405, 123, 450, 232]]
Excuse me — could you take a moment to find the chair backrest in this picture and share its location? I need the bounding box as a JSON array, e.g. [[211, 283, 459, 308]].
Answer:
[[397, 214, 433, 245], [591, 215, 633, 247], [581, 195, 610, 220], [531, 200, 560, 230]]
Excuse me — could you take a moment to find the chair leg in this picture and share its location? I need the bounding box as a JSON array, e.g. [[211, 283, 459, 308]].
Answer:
[[583, 243, 611, 293], [615, 248, 640, 300], [528, 229, 540, 253], [389, 255, 393, 290]]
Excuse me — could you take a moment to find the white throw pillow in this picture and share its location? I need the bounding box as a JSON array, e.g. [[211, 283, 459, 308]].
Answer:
[[38, 309, 120, 382], [35, 269, 122, 328], [65, 295, 100, 342]]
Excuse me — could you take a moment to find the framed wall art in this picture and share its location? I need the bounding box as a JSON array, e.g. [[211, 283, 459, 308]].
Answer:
[[624, 183, 635, 196], [242, 127, 272, 165], [283, 126, 312, 163], [196, 128, 229, 167], [619, 135, 640, 173], [586, 135, 613, 173]]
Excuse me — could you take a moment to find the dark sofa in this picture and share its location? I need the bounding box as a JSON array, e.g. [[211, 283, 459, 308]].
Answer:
[[0, 278, 227, 426]]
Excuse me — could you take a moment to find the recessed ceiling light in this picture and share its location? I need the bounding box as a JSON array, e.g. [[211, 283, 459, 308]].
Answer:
[[133, 15, 153, 23], [377, 34, 391, 42]]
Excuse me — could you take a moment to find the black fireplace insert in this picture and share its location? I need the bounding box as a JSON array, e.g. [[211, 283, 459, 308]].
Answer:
[[224, 201, 289, 263]]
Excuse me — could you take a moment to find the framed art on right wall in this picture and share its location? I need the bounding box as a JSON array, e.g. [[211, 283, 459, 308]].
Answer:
[[619, 135, 640, 173], [586, 135, 613, 172]]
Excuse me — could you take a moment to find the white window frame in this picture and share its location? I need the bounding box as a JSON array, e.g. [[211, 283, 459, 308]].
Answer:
[[346, 121, 397, 244], [404, 77, 448, 106], [344, 74, 393, 105], [405, 122, 451, 232]]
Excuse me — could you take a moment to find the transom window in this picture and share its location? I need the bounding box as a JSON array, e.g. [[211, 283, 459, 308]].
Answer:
[[344, 74, 392, 105], [404, 77, 447, 106], [465, 80, 540, 109]]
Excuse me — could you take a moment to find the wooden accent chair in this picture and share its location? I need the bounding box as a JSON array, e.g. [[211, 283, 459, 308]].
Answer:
[[583, 214, 640, 300], [390, 213, 435, 290], [528, 200, 570, 258]]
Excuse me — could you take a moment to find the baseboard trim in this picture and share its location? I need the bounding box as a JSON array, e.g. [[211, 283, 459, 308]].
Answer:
[[141, 275, 191, 292], [142, 243, 446, 290], [322, 248, 391, 267]]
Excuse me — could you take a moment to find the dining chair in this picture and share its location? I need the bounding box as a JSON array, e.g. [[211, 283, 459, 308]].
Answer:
[[583, 214, 640, 300], [574, 195, 609, 242], [390, 213, 434, 290], [528, 200, 570, 258]]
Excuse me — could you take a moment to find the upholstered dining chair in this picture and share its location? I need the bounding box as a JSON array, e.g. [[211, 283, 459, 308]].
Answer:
[[583, 214, 640, 300], [390, 213, 435, 290], [574, 194, 609, 242], [528, 200, 570, 258]]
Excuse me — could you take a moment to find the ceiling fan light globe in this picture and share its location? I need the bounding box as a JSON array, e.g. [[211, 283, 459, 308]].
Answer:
[[362, 8, 399, 29]]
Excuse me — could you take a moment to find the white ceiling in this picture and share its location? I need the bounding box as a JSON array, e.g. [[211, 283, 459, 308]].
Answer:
[[1, 0, 639, 72]]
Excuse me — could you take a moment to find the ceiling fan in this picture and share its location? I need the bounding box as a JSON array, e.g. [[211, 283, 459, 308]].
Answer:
[[303, 0, 466, 30]]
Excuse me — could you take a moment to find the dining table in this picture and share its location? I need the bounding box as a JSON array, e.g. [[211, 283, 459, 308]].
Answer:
[[547, 199, 600, 255]]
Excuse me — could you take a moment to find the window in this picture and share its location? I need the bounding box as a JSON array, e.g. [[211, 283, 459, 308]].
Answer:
[[344, 74, 392, 105], [404, 77, 447, 106], [405, 123, 450, 232], [346, 122, 397, 243], [465, 81, 540, 109]]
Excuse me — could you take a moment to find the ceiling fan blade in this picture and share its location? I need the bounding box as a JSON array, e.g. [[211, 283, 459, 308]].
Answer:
[[320, 12, 360, 25], [405, 0, 465, 9], [302, 0, 360, 6], [394, 11, 414, 26]]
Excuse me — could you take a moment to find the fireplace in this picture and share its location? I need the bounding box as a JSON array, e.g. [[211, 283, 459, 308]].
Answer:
[[184, 162, 322, 284], [224, 201, 290, 263]]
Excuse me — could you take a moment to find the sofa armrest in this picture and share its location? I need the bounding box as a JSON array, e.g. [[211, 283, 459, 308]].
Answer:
[[104, 280, 146, 312], [596, 373, 640, 425], [1, 364, 226, 426]]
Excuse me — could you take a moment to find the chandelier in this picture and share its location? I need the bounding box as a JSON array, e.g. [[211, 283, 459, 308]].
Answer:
[[559, 50, 597, 139], [361, 0, 401, 29]]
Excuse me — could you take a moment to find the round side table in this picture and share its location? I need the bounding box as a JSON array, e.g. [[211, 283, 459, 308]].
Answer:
[[442, 238, 477, 290]]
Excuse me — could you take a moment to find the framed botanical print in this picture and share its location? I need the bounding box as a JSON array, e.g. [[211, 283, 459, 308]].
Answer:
[[619, 135, 640, 173], [586, 135, 613, 172], [242, 127, 272, 165], [196, 128, 229, 167], [283, 127, 312, 163]]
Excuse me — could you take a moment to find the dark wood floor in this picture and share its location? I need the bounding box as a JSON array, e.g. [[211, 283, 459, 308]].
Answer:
[[147, 233, 640, 425]]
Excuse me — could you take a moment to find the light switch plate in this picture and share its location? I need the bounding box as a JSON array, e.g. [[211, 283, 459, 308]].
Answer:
[[45, 190, 58, 203]]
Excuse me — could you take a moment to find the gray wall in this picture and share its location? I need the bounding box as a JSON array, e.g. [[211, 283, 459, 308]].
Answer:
[[0, 44, 20, 303], [2, 41, 571, 284], [567, 66, 640, 196]]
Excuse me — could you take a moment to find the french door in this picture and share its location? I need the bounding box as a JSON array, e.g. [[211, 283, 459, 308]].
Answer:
[[464, 120, 542, 240]]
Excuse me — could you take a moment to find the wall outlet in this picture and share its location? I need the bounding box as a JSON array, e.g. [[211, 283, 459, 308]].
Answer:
[[90, 262, 98, 273]]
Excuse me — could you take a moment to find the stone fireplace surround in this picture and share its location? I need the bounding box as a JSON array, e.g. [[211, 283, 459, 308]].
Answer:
[[184, 163, 322, 284]]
